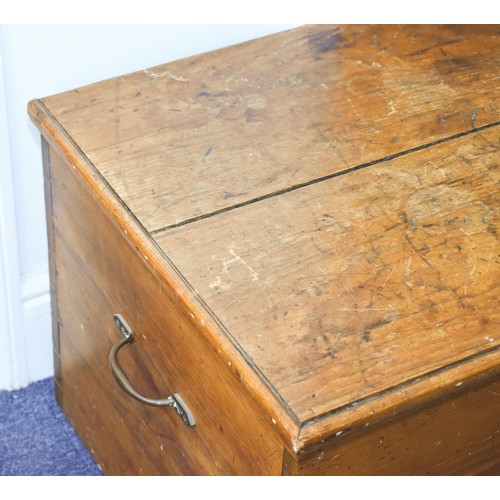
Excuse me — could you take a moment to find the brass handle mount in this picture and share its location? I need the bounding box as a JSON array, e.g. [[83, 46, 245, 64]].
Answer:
[[109, 313, 195, 427]]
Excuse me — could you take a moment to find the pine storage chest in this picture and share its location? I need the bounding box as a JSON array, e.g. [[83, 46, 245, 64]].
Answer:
[[29, 25, 500, 475]]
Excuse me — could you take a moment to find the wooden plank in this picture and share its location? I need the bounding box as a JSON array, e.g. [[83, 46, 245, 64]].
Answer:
[[154, 126, 500, 425], [39, 25, 500, 231], [287, 377, 500, 475], [28, 97, 299, 453], [48, 145, 290, 475], [40, 137, 64, 402]]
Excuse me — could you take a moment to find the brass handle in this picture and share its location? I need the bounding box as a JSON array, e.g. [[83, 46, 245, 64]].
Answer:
[[109, 314, 195, 427]]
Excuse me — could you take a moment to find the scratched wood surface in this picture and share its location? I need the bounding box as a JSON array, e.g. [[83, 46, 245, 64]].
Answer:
[[284, 377, 500, 475], [29, 24, 500, 473], [47, 144, 287, 475], [39, 25, 500, 231], [155, 127, 500, 423]]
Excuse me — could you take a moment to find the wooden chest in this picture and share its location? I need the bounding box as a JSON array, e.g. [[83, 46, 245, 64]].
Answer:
[[29, 25, 500, 475]]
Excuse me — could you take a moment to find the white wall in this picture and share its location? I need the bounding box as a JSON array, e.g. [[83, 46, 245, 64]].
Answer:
[[0, 24, 297, 390], [0, 41, 25, 389]]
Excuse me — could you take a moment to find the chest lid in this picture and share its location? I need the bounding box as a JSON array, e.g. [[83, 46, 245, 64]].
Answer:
[[29, 25, 500, 448]]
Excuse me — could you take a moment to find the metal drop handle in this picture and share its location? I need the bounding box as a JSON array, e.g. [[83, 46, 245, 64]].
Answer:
[[109, 313, 195, 427]]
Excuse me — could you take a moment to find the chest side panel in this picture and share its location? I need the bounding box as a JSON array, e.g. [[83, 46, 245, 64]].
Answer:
[[47, 144, 287, 475], [285, 377, 500, 475]]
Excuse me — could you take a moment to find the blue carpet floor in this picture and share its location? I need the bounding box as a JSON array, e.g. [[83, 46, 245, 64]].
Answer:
[[0, 377, 102, 476]]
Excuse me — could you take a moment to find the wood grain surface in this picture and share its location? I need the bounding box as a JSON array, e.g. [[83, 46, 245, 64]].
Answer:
[[283, 377, 500, 475], [155, 127, 500, 424], [39, 25, 500, 231], [46, 144, 289, 475], [29, 24, 500, 474]]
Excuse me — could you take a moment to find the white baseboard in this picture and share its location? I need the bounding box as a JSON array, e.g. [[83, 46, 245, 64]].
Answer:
[[0, 267, 53, 391], [22, 268, 54, 385], [21, 266, 49, 302]]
